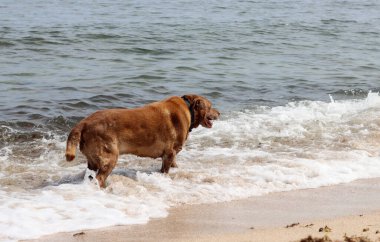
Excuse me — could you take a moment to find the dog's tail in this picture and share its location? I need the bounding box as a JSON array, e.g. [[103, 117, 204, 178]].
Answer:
[[65, 122, 85, 161]]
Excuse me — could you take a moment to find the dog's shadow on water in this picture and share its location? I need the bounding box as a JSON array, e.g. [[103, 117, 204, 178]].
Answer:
[[111, 168, 155, 180], [41, 168, 156, 188]]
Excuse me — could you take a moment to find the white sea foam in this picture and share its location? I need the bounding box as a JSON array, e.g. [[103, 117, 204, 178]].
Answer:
[[1, 93, 380, 241]]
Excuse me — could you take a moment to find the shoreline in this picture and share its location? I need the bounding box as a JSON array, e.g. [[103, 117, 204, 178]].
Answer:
[[29, 178, 380, 242]]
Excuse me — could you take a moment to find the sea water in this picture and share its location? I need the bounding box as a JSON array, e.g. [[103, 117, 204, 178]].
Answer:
[[1, 0, 380, 241]]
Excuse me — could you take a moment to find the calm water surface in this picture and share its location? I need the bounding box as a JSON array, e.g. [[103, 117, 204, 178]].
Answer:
[[1, 0, 380, 122]]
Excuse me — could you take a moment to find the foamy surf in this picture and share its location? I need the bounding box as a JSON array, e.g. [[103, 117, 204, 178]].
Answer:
[[1, 93, 380, 241]]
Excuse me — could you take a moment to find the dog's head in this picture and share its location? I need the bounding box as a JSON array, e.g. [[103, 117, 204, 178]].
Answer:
[[182, 94, 220, 129]]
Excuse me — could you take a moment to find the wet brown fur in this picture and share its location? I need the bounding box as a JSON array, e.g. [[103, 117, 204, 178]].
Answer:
[[65, 95, 220, 187]]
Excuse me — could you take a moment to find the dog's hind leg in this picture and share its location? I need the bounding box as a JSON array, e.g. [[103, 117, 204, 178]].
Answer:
[[87, 158, 98, 171], [96, 150, 119, 188], [92, 142, 119, 188], [96, 153, 118, 188]]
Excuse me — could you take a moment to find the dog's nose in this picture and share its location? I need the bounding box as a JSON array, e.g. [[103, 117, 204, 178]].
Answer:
[[213, 109, 220, 117]]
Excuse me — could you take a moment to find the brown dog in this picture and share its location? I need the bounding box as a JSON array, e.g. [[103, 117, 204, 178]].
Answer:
[[65, 94, 220, 187]]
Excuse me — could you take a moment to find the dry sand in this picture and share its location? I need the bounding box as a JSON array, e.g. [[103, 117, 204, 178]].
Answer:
[[28, 178, 380, 242]]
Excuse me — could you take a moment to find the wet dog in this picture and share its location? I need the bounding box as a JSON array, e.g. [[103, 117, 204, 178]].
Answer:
[[65, 94, 220, 187]]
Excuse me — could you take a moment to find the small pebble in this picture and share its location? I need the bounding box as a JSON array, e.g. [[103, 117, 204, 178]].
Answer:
[[73, 232, 85, 237], [285, 222, 300, 228], [319, 226, 332, 232]]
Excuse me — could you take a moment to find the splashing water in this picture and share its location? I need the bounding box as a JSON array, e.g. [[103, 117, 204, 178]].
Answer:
[[1, 93, 380, 241]]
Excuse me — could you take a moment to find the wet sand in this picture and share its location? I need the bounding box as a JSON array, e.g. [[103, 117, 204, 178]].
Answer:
[[29, 178, 380, 242]]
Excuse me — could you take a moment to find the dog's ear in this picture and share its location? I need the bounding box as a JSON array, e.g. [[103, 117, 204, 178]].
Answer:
[[183, 95, 208, 112], [194, 98, 205, 110], [182, 94, 196, 103]]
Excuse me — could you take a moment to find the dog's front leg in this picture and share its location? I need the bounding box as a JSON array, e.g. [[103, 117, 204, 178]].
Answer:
[[160, 150, 176, 173], [170, 146, 183, 168]]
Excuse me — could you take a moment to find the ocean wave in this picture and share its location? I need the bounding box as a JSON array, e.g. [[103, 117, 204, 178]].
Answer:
[[330, 88, 380, 98], [76, 33, 123, 40], [0, 40, 15, 47], [112, 47, 175, 55], [1, 93, 380, 241]]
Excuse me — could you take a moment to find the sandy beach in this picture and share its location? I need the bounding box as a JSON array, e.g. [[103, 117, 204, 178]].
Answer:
[[29, 178, 380, 242]]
